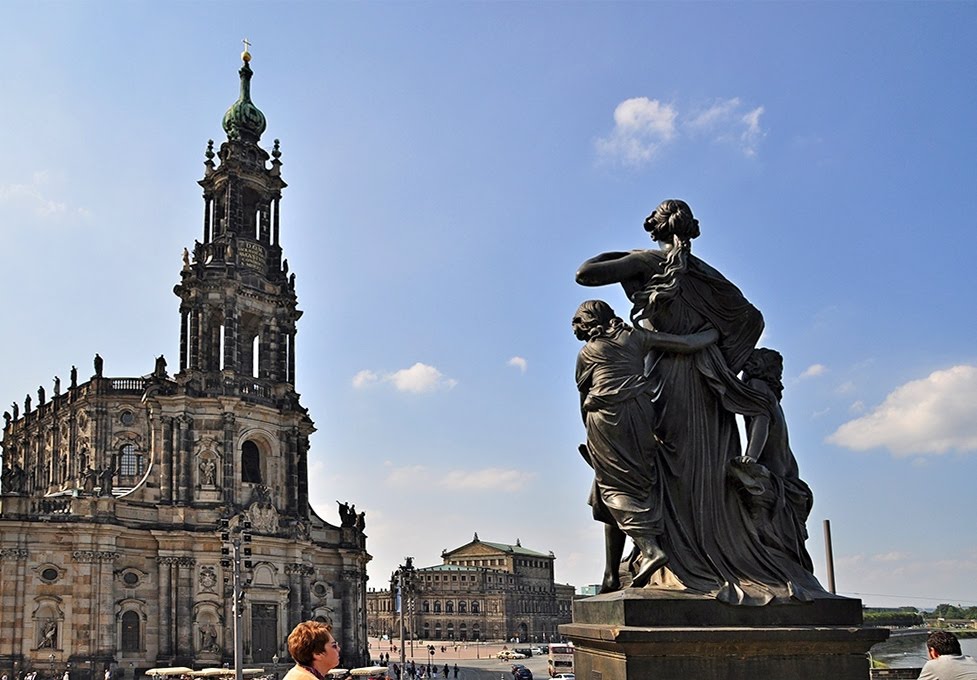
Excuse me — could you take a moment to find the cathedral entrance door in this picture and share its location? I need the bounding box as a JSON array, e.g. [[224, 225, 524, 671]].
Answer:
[[251, 603, 278, 662]]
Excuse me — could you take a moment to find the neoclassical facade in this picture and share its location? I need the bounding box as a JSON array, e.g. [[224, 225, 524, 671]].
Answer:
[[367, 535, 574, 643], [0, 53, 369, 678]]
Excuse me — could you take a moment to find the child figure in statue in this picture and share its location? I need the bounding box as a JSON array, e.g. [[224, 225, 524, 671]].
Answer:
[[573, 299, 716, 591]]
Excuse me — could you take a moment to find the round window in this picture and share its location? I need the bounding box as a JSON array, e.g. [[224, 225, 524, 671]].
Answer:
[[40, 567, 59, 582], [312, 582, 328, 598], [123, 571, 139, 586], [120, 411, 135, 426]]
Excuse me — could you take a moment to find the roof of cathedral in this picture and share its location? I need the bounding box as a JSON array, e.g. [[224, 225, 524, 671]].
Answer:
[[222, 47, 267, 142]]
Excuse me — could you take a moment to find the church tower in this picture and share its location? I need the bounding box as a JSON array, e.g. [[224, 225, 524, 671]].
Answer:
[[170, 47, 310, 517], [0, 49, 370, 674]]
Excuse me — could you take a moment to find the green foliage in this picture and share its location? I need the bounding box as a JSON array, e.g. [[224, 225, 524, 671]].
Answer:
[[863, 610, 925, 626], [932, 603, 977, 620]]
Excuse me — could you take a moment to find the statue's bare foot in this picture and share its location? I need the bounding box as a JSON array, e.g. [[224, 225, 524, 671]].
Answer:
[[599, 571, 620, 594], [630, 545, 668, 589]]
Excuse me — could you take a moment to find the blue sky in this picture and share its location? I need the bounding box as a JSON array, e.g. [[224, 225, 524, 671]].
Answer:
[[1, 2, 975, 610]]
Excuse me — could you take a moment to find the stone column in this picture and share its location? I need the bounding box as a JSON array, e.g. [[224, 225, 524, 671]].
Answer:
[[223, 305, 237, 374], [158, 556, 174, 658], [159, 416, 174, 504], [180, 309, 188, 372], [188, 307, 200, 370], [287, 331, 296, 384], [297, 434, 309, 518], [222, 413, 236, 506], [175, 557, 196, 659], [0, 548, 29, 659], [286, 564, 303, 631]]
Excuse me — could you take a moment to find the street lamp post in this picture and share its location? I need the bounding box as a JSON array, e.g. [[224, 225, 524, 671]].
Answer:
[[396, 558, 416, 672], [219, 518, 253, 680]]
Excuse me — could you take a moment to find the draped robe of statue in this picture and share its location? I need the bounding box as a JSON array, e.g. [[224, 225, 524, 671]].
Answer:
[[606, 249, 826, 605], [576, 319, 664, 540]]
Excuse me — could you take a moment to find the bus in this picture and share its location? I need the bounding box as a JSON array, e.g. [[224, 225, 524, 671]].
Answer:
[[547, 643, 574, 677]]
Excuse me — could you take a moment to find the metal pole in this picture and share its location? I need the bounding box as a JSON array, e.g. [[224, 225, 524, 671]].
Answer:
[[823, 519, 836, 594], [398, 569, 406, 671], [233, 541, 244, 680]]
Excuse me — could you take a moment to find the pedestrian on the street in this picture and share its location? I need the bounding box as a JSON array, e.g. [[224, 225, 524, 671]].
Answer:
[[452, 665, 458, 679]]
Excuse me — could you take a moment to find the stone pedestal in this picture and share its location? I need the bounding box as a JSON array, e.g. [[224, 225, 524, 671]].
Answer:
[[560, 589, 889, 680]]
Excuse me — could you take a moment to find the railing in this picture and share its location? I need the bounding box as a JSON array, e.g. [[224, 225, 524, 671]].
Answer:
[[35, 497, 72, 515], [111, 378, 145, 392], [241, 381, 271, 398]]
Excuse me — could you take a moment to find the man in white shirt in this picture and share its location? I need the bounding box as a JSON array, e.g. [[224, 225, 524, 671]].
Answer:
[[918, 631, 977, 680]]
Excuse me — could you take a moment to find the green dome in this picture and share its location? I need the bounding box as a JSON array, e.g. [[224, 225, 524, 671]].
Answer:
[[222, 60, 267, 142]]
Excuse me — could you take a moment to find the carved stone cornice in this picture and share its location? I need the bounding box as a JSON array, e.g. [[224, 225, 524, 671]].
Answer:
[[72, 550, 120, 563], [0, 548, 29, 560], [158, 555, 196, 567], [285, 563, 314, 576]]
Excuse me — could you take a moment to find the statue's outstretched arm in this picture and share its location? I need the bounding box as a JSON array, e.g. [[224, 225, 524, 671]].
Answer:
[[576, 251, 644, 286], [637, 327, 718, 354]]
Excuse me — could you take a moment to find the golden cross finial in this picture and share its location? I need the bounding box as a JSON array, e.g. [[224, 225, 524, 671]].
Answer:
[[241, 38, 252, 63]]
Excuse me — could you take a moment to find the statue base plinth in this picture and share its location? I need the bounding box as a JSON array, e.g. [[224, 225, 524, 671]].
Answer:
[[560, 589, 889, 680]]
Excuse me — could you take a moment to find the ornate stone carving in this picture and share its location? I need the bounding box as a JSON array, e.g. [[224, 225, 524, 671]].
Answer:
[[72, 550, 120, 563], [199, 565, 218, 593], [0, 548, 29, 560]]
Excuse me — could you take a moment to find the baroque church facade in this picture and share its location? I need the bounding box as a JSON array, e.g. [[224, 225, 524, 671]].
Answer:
[[366, 536, 574, 644], [0, 53, 370, 677]]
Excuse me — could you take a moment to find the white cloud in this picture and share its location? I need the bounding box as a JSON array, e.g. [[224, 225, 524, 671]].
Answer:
[[507, 356, 527, 373], [800, 364, 827, 379], [836, 381, 856, 394], [0, 170, 88, 220], [390, 363, 457, 393], [595, 97, 677, 166], [384, 465, 529, 492], [596, 96, 766, 167], [441, 468, 531, 491], [827, 365, 977, 456], [351, 370, 379, 388], [740, 106, 765, 157], [351, 363, 456, 393], [384, 464, 430, 487], [849, 400, 865, 414], [685, 98, 766, 156]]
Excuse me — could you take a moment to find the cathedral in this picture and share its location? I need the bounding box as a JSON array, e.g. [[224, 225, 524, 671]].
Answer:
[[0, 51, 370, 678]]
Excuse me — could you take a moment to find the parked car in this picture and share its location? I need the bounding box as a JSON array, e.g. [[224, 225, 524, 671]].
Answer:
[[497, 650, 527, 661], [530, 647, 544, 656], [553, 674, 575, 680], [514, 648, 534, 658]]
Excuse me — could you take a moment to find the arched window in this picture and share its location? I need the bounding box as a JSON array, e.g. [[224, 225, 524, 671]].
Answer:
[[458, 601, 466, 613], [422, 601, 430, 613], [445, 601, 453, 614], [241, 441, 261, 483], [119, 444, 143, 477], [433, 601, 441, 613], [471, 601, 480, 614], [121, 610, 140, 652]]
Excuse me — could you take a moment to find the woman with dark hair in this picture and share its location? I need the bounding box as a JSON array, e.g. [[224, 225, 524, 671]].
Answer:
[[576, 199, 825, 604], [284, 621, 341, 680]]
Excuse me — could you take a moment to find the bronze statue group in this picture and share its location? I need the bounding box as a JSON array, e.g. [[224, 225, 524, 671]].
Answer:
[[574, 199, 825, 605]]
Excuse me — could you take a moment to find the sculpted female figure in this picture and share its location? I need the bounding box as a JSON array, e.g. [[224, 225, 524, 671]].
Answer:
[[573, 299, 717, 592], [577, 199, 825, 604]]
